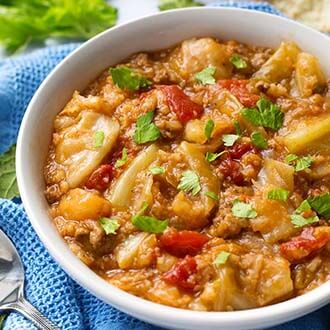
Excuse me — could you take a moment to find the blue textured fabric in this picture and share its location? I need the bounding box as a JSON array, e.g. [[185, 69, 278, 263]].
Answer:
[[0, 2, 328, 330]]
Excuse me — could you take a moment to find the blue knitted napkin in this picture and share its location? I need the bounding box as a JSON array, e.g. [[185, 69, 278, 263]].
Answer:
[[0, 2, 328, 329]]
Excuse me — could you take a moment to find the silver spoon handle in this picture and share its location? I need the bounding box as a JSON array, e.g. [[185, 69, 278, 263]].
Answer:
[[1, 296, 60, 330]]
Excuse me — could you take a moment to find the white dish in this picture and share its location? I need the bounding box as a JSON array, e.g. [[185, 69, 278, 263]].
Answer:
[[16, 7, 330, 330]]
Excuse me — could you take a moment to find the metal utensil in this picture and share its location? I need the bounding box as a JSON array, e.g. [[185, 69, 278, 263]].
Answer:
[[0, 229, 60, 330]]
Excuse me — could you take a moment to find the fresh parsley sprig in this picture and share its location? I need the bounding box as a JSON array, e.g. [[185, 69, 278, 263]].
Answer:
[[290, 200, 319, 228], [214, 251, 231, 266], [178, 170, 201, 196], [285, 154, 313, 172], [231, 199, 257, 218], [204, 119, 215, 140], [267, 188, 289, 201], [230, 54, 247, 69], [133, 111, 161, 144], [250, 131, 268, 150], [115, 148, 128, 168], [195, 66, 216, 85], [99, 217, 120, 235]]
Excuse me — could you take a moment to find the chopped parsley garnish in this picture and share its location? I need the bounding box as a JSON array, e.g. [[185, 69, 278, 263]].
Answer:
[[290, 199, 319, 228], [99, 217, 120, 235], [241, 97, 284, 131], [133, 111, 161, 144], [234, 120, 242, 136], [205, 151, 227, 162], [267, 188, 289, 201], [230, 54, 247, 69], [307, 193, 330, 219], [110, 66, 152, 91], [232, 200, 257, 218], [178, 170, 201, 196], [93, 131, 105, 148], [150, 166, 165, 175], [214, 251, 231, 265], [158, 0, 203, 11], [285, 154, 313, 172], [0, 144, 19, 200], [251, 131, 268, 150], [290, 214, 319, 228], [115, 147, 128, 168], [204, 119, 215, 140], [222, 134, 239, 147], [205, 191, 219, 201], [194, 66, 216, 85], [132, 202, 168, 233]]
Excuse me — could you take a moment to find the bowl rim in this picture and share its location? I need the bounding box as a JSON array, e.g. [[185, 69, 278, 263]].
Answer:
[[16, 6, 330, 330]]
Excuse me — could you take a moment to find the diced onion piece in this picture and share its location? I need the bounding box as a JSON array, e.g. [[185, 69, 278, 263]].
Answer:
[[109, 144, 158, 209], [55, 110, 120, 188], [282, 113, 330, 154], [295, 52, 326, 97], [254, 42, 300, 82]]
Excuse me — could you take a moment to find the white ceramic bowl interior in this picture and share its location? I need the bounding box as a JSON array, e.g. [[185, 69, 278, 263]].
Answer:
[[17, 8, 330, 330]]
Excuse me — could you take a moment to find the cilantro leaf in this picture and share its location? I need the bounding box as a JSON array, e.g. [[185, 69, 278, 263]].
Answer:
[[204, 119, 215, 140], [307, 193, 330, 219], [115, 147, 128, 168], [133, 111, 161, 144], [296, 200, 311, 213], [150, 166, 165, 175], [0, 0, 118, 54], [195, 66, 216, 85], [285, 154, 313, 172], [222, 134, 239, 147], [232, 200, 257, 218], [290, 214, 319, 228], [234, 120, 242, 136], [178, 170, 201, 195], [241, 97, 284, 131], [250, 131, 268, 150], [0, 145, 19, 200], [267, 188, 289, 201], [159, 0, 203, 11], [99, 217, 120, 235], [205, 191, 219, 201], [214, 251, 231, 265], [230, 54, 247, 69], [93, 131, 105, 148], [132, 202, 168, 233], [110, 66, 152, 91], [205, 151, 227, 162]]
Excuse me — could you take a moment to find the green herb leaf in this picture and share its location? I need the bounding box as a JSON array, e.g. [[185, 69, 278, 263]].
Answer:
[[0, 0, 118, 54], [296, 200, 311, 213], [159, 0, 203, 11], [205, 191, 219, 201], [0, 145, 19, 200], [285, 154, 313, 172], [178, 170, 201, 196], [241, 97, 284, 131], [214, 251, 231, 266], [222, 134, 239, 147], [267, 188, 289, 201], [133, 111, 161, 144], [251, 131, 268, 150], [204, 119, 215, 140], [234, 120, 242, 136], [230, 54, 247, 69], [132, 202, 167, 233], [232, 200, 257, 218], [205, 151, 227, 162], [93, 131, 105, 148], [150, 166, 165, 175], [115, 147, 128, 168], [290, 214, 319, 228], [307, 193, 330, 219], [99, 217, 120, 235], [110, 66, 152, 91], [194, 66, 216, 85]]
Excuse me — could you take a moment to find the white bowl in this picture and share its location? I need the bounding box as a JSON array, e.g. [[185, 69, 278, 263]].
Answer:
[[16, 7, 330, 330]]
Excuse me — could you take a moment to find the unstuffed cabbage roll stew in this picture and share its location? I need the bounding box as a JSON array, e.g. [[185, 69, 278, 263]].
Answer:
[[44, 38, 330, 311]]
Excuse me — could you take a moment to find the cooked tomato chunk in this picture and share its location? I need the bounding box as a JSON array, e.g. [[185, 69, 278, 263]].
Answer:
[[163, 255, 197, 290], [218, 79, 260, 107], [160, 230, 209, 257], [85, 164, 113, 191], [160, 85, 203, 123]]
